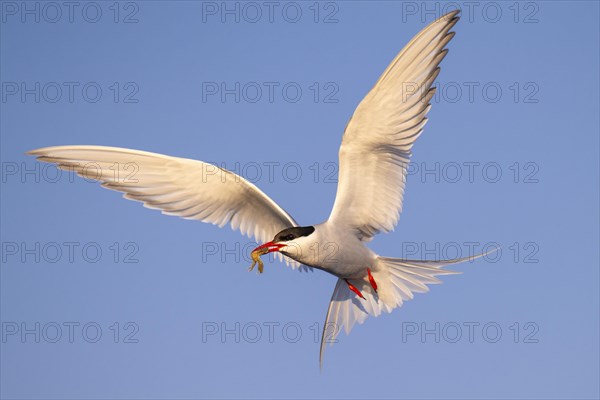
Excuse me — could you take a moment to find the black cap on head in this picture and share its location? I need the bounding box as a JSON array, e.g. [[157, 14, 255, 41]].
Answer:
[[274, 226, 315, 242]]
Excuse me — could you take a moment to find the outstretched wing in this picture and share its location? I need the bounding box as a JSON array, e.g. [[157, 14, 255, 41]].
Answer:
[[28, 145, 306, 269], [328, 11, 460, 241]]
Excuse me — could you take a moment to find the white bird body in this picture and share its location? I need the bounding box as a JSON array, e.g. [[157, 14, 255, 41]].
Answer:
[[281, 222, 377, 277], [28, 11, 489, 366]]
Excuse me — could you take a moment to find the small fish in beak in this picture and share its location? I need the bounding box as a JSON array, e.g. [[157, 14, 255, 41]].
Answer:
[[249, 241, 286, 273]]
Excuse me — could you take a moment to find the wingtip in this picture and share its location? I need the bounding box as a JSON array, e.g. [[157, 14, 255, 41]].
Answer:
[[26, 145, 63, 157], [319, 340, 325, 370], [445, 9, 461, 20], [442, 10, 460, 30]]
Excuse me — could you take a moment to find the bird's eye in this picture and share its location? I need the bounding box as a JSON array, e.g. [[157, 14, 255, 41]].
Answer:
[[284, 234, 295, 241]]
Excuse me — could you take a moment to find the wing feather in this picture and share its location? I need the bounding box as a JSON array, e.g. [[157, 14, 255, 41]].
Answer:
[[329, 11, 460, 241], [28, 145, 307, 269]]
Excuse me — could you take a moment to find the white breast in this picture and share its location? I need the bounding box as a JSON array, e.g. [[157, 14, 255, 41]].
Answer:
[[281, 222, 377, 278]]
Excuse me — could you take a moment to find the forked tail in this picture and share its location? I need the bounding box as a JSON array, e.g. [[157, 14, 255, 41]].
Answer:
[[319, 249, 496, 368]]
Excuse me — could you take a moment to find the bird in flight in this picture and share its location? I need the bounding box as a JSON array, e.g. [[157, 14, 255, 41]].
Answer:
[[29, 11, 483, 366]]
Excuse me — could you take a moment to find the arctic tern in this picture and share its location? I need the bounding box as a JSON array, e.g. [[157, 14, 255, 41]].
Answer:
[[29, 10, 487, 366]]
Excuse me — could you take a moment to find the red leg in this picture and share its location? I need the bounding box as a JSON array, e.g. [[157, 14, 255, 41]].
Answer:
[[367, 268, 378, 293], [345, 279, 365, 300]]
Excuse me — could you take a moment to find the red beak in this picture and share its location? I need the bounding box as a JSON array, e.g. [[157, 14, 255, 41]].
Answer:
[[252, 241, 286, 254]]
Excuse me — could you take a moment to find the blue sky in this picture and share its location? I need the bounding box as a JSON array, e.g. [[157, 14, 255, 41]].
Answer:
[[1, 1, 599, 399]]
